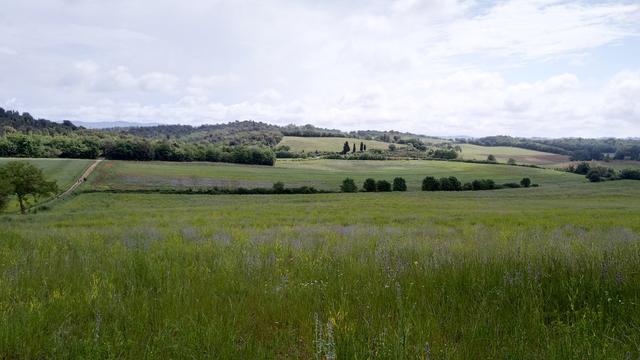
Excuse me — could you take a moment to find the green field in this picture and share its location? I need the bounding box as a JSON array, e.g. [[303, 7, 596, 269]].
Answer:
[[0, 158, 93, 211], [459, 144, 569, 165], [1, 181, 640, 358], [278, 136, 403, 153], [86, 159, 585, 191]]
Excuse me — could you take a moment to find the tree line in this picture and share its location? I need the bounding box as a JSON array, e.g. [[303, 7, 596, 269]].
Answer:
[[0, 133, 275, 165], [567, 162, 640, 182], [340, 176, 534, 192]]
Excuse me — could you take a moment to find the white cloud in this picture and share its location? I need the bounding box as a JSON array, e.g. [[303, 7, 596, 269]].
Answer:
[[1, 0, 639, 136]]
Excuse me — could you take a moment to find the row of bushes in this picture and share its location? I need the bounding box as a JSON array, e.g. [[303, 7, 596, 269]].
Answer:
[[567, 162, 640, 182], [340, 176, 535, 192], [421, 176, 535, 191], [83, 183, 326, 195], [340, 177, 407, 192]]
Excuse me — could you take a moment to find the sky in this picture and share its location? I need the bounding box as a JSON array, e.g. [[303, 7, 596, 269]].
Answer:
[[1, 0, 639, 137]]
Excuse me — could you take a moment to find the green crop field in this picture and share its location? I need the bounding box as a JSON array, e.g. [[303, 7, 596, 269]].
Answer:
[[86, 158, 585, 191], [459, 144, 569, 165], [1, 180, 640, 358], [278, 136, 403, 153], [0, 158, 94, 211]]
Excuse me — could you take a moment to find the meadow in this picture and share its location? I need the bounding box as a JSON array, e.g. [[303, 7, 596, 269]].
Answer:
[[0, 158, 94, 212], [1, 181, 639, 358], [278, 136, 405, 153], [458, 144, 569, 165], [87, 158, 584, 191]]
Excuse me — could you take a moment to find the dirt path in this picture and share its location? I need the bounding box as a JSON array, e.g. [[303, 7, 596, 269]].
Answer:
[[58, 159, 102, 198]]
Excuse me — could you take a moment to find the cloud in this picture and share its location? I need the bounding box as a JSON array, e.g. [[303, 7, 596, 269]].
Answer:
[[60, 61, 179, 93], [1, 0, 639, 137]]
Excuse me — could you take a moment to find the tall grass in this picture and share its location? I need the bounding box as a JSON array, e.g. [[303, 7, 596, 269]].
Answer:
[[1, 185, 639, 358]]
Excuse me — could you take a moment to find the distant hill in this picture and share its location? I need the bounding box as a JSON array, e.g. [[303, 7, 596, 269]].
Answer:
[[0, 107, 83, 135]]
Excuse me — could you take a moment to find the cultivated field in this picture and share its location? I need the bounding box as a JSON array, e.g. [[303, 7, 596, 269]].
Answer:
[[278, 136, 403, 153], [1, 181, 639, 358], [86, 158, 585, 191], [458, 144, 569, 165]]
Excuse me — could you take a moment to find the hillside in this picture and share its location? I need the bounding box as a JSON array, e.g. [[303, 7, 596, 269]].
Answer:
[[277, 136, 402, 153], [459, 144, 569, 165], [85, 158, 584, 192]]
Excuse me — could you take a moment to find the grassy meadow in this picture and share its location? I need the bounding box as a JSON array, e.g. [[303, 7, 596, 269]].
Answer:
[[87, 158, 585, 191], [1, 181, 640, 358], [278, 136, 404, 153], [458, 144, 569, 165], [0, 158, 94, 212]]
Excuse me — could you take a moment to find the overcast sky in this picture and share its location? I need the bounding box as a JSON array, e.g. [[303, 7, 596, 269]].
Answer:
[[1, 0, 639, 137]]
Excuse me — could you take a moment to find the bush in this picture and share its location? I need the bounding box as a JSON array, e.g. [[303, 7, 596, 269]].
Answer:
[[507, 158, 516, 165], [272, 182, 285, 193], [422, 176, 440, 191], [376, 180, 392, 192], [587, 171, 601, 182], [472, 179, 496, 191], [574, 162, 591, 175], [363, 178, 377, 192], [520, 177, 531, 188], [340, 178, 358, 193], [392, 177, 407, 191], [487, 154, 496, 162], [462, 182, 472, 191], [620, 169, 640, 180], [502, 183, 521, 188]]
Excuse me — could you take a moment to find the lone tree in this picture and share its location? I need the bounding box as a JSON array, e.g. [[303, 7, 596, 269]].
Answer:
[[359, 142, 364, 152], [520, 177, 531, 188], [342, 141, 351, 154], [363, 144, 367, 151], [487, 154, 497, 162], [340, 178, 358, 193], [0, 177, 11, 212], [392, 177, 407, 191], [0, 161, 58, 214], [363, 178, 376, 192], [353, 143, 356, 153]]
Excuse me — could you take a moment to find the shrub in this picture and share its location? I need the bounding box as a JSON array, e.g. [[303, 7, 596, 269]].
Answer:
[[363, 178, 376, 192], [463, 182, 472, 191], [502, 183, 521, 188], [272, 182, 285, 193], [487, 154, 496, 162], [472, 179, 496, 191], [422, 176, 440, 191], [620, 169, 640, 180], [392, 177, 407, 191], [587, 171, 601, 182], [376, 180, 392, 192], [340, 178, 358, 193], [507, 158, 516, 165], [574, 162, 591, 175], [520, 177, 531, 188]]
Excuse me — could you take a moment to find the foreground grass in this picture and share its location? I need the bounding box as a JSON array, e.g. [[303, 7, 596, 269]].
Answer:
[[87, 158, 585, 191], [1, 181, 639, 358]]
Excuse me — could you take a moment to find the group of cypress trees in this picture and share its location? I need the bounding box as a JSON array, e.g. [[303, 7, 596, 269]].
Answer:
[[342, 141, 367, 154]]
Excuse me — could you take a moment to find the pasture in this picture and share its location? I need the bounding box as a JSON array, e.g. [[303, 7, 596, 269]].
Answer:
[[458, 144, 569, 165], [86, 158, 584, 191], [0, 158, 94, 212], [1, 181, 640, 358]]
